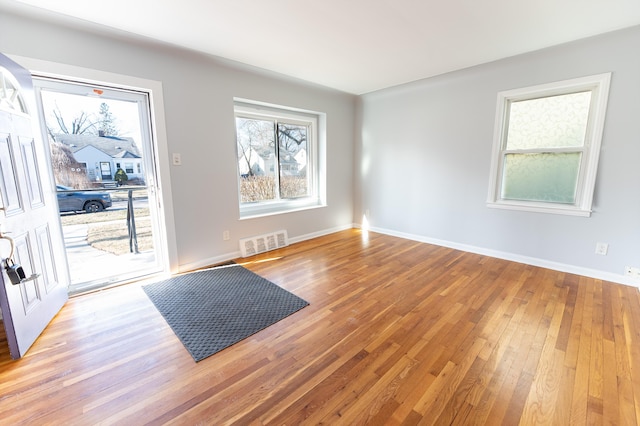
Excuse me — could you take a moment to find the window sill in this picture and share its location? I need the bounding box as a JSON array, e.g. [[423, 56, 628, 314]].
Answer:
[[239, 199, 326, 220], [486, 201, 592, 217]]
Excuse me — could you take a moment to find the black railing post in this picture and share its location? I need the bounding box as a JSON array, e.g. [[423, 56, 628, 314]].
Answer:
[[127, 189, 139, 254]]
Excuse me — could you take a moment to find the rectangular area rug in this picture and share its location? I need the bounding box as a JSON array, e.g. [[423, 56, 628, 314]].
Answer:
[[142, 264, 309, 362]]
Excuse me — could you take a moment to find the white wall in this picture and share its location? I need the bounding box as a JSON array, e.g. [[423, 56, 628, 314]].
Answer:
[[3, 6, 639, 285], [357, 26, 640, 285], [0, 8, 356, 270]]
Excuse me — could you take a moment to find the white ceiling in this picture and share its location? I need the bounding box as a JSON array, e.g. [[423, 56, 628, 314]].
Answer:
[[7, 0, 640, 94]]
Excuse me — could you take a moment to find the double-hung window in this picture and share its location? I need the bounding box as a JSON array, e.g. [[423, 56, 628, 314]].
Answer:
[[234, 99, 324, 218], [487, 73, 611, 216]]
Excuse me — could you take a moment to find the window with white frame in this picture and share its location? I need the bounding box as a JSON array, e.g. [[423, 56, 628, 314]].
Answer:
[[234, 99, 325, 218], [487, 73, 611, 217]]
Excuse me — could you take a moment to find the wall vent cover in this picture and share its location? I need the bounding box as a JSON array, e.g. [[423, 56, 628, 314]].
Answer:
[[239, 230, 288, 257]]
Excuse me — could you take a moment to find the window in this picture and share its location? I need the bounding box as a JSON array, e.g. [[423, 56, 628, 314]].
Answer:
[[0, 66, 28, 114], [125, 162, 134, 174], [234, 99, 325, 218], [487, 73, 611, 217]]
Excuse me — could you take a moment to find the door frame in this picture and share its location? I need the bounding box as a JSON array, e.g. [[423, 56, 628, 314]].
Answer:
[[9, 55, 179, 280], [100, 162, 112, 181]]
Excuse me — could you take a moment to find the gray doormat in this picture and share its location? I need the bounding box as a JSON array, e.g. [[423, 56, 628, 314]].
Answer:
[[142, 264, 309, 362]]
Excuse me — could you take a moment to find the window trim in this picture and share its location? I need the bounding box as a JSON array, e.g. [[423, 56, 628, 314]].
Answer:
[[487, 73, 611, 217], [234, 98, 326, 219]]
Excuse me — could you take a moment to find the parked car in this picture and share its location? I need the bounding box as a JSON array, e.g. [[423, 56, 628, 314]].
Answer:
[[56, 185, 112, 213]]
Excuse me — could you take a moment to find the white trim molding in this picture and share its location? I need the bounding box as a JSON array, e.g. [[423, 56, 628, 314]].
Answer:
[[364, 224, 640, 289]]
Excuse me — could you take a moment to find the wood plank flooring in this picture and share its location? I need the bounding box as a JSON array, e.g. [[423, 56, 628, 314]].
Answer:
[[1, 229, 640, 425]]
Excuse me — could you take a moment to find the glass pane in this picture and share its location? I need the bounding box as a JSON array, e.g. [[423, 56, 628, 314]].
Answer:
[[506, 91, 591, 150], [0, 69, 28, 113], [501, 152, 581, 203], [37, 80, 163, 294], [40, 90, 143, 190], [236, 117, 276, 203], [278, 122, 309, 199]]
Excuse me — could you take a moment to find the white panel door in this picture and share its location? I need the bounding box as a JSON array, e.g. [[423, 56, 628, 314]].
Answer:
[[0, 53, 68, 359]]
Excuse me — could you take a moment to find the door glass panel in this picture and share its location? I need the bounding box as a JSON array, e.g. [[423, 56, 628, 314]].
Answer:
[[34, 79, 165, 293], [0, 66, 28, 113]]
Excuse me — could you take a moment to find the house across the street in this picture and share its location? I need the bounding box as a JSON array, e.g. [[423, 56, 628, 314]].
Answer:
[[53, 132, 144, 185]]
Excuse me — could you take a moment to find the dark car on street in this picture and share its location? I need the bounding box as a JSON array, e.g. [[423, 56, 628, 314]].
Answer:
[[56, 185, 112, 213]]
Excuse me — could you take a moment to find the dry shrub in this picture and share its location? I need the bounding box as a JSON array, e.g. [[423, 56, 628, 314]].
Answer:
[[280, 175, 308, 198], [240, 175, 307, 202], [240, 176, 274, 202], [50, 142, 92, 188]]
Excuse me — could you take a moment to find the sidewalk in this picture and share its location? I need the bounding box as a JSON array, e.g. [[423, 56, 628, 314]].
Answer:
[[63, 224, 157, 289]]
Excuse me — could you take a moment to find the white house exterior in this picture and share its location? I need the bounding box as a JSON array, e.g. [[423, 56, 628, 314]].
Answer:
[[238, 146, 306, 177], [53, 133, 144, 184], [238, 147, 269, 176]]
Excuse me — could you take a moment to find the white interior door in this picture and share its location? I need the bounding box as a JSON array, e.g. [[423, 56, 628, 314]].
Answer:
[[0, 54, 69, 359]]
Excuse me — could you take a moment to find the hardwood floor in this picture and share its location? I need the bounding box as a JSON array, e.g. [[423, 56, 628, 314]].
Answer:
[[1, 229, 640, 425]]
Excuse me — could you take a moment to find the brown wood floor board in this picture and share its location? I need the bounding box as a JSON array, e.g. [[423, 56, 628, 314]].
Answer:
[[1, 229, 639, 425]]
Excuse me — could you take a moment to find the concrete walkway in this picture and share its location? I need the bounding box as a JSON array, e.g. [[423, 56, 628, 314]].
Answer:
[[63, 224, 157, 290]]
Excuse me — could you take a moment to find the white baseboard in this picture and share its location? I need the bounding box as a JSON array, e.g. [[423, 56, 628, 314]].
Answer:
[[177, 224, 353, 273], [362, 224, 640, 289], [178, 251, 242, 273], [288, 224, 353, 245], [180, 223, 640, 290]]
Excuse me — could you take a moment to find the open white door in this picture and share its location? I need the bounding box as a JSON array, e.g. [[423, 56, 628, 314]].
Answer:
[[0, 53, 68, 359]]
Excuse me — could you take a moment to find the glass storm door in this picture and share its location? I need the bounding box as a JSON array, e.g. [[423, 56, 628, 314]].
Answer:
[[32, 77, 167, 293]]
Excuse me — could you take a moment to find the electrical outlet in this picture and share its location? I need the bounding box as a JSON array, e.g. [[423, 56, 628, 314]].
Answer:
[[625, 266, 640, 278], [172, 153, 182, 166], [223, 230, 230, 241], [595, 242, 608, 255]]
